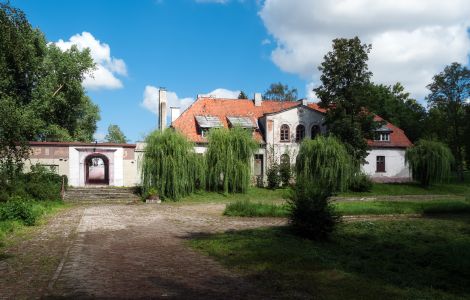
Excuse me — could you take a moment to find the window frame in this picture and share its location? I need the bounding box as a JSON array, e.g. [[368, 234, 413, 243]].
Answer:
[[376, 156, 386, 173], [280, 124, 290, 142], [295, 124, 305, 142]]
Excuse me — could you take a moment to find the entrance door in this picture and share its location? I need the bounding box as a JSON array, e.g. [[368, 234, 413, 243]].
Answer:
[[85, 154, 109, 185]]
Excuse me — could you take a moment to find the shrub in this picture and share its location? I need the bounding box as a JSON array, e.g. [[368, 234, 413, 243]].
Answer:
[[349, 172, 373, 192], [406, 140, 454, 187], [266, 163, 281, 190], [290, 136, 352, 239], [0, 197, 42, 226]]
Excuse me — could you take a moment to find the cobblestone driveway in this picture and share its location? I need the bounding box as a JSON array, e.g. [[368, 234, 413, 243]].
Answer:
[[0, 203, 285, 299]]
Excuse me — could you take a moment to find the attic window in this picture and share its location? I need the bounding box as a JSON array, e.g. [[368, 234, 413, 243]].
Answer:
[[227, 116, 256, 129], [374, 125, 392, 142], [195, 115, 223, 129]]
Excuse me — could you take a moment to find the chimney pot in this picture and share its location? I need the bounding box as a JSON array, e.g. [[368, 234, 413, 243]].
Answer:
[[301, 99, 308, 106]]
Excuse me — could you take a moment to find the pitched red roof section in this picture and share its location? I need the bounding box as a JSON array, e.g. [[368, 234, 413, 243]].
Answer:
[[28, 141, 136, 148], [172, 97, 412, 148], [368, 115, 412, 148], [172, 98, 300, 143]]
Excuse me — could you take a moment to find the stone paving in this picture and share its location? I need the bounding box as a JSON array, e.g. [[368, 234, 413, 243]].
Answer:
[[0, 203, 285, 299]]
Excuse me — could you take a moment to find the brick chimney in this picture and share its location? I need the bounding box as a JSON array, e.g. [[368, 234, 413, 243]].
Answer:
[[159, 88, 167, 131]]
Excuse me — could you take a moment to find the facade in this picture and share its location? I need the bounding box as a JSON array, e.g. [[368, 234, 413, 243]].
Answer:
[[172, 94, 413, 183], [24, 93, 412, 187]]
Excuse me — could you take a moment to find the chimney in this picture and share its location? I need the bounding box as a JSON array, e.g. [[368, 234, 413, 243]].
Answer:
[[159, 88, 167, 131], [170, 107, 181, 124], [254, 93, 262, 107], [301, 99, 308, 106]]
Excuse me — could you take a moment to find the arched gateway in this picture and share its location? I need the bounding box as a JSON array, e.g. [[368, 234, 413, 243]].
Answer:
[[85, 153, 110, 185]]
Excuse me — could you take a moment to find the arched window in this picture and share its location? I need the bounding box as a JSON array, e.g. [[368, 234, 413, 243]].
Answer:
[[280, 124, 290, 142], [296, 124, 305, 142], [311, 125, 321, 139]]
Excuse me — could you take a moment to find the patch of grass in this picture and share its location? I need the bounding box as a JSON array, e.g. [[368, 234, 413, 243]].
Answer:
[[223, 199, 470, 217], [224, 200, 289, 217], [176, 187, 290, 204], [190, 216, 470, 299], [340, 172, 470, 197]]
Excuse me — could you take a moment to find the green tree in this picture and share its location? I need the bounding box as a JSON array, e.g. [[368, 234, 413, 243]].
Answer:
[[105, 124, 128, 144], [206, 127, 258, 194], [141, 129, 204, 200], [263, 82, 298, 101], [238, 91, 248, 99], [426, 62, 469, 181], [314, 37, 380, 165], [290, 136, 352, 239], [405, 140, 454, 187], [361, 83, 426, 142], [0, 2, 99, 145]]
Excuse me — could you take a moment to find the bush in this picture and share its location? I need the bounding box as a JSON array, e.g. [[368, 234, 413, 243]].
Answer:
[[279, 156, 292, 187], [266, 163, 281, 190], [349, 172, 373, 192], [0, 197, 42, 226]]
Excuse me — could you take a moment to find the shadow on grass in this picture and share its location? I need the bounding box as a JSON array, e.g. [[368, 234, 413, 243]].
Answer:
[[188, 215, 470, 299]]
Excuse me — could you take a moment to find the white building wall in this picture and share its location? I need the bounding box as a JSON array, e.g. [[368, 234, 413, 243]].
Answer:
[[69, 147, 80, 186], [113, 148, 124, 186], [362, 148, 410, 182]]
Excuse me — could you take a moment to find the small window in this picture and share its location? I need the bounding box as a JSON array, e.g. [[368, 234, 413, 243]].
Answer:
[[296, 125, 305, 142], [376, 156, 386, 172], [311, 125, 321, 139], [254, 154, 263, 177], [201, 128, 209, 137], [374, 132, 390, 141], [280, 124, 290, 142]]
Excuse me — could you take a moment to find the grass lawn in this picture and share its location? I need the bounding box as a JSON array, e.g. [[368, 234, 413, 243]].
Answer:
[[175, 187, 290, 204], [190, 215, 470, 299], [224, 198, 470, 217], [0, 201, 65, 248], [340, 172, 470, 197]]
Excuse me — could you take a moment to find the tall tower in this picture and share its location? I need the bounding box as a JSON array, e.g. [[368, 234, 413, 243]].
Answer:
[[159, 88, 167, 131]]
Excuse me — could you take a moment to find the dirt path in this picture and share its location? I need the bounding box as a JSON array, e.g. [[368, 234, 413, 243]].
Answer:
[[0, 204, 284, 299]]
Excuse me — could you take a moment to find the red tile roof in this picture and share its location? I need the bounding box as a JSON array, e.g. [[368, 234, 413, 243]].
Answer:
[[172, 97, 412, 148], [28, 141, 136, 148]]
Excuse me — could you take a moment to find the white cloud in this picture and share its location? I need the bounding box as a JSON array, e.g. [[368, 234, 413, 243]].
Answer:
[[55, 32, 127, 90], [260, 0, 470, 99], [141, 86, 194, 116], [199, 88, 241, 98]]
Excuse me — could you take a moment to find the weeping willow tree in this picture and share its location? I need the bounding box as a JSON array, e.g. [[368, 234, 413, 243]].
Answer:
[[405, 139, 454, 187], [141, 129, 204, 200], [290, 136, 353, 239], [205, 127, 258, 194]]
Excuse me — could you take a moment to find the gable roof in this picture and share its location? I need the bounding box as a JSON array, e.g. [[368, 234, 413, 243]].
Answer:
[[172, 97, 412, 148]]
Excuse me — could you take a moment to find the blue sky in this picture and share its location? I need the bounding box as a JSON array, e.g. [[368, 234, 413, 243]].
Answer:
[[11, 0, 470, 142]]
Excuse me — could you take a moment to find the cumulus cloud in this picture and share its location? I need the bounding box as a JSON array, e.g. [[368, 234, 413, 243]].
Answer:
[[55, 32, 127, 90], [259, 0, 470, 98], [141, 86, 242, 120]]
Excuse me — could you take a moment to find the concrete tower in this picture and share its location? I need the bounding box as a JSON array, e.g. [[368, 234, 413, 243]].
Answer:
[[159, 88, 167, 131]]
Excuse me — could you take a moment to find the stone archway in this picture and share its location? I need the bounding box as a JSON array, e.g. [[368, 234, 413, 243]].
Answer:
[[85, 154, 109, 185]]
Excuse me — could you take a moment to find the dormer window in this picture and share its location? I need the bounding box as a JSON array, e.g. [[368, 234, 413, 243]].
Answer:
[[374, 125, 392, 142], [195, 115, 223, 137]]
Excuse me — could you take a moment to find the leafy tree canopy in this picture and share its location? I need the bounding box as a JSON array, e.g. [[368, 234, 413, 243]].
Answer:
[[105, 124, 128, 144], [263, 82, 298, 101], [314, 37, 380, 165], [426, 62, 469, 181], [238, 91, 248, 99]]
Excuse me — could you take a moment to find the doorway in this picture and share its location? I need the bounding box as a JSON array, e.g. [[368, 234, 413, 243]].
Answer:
[[85, 154, 109, 185]]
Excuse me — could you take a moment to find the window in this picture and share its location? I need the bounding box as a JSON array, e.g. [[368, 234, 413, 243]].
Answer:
[[254, 154, 263, 177], [375, 132, 390, 141], [296, 124, 305, 142], [280, 124, 290, 142], [376, 156, 386, 172], [311, 125, 320, 139], [201, 128, 209, 137]]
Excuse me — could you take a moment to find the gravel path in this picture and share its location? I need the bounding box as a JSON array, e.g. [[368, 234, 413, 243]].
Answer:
[[0, 203, 285, 299]]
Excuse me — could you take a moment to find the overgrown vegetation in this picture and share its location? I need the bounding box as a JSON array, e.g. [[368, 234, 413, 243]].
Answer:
[[141, 129, 203, 200], [224, 200, 288, 217], [290, 136, 352, 239], [406, 139, 454, 187], [206, 127, 258, 194], [191, 216, 470, 299], [348, 172, 373, 192]]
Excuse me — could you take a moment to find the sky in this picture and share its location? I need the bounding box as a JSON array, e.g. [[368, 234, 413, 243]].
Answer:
[[11, 0, 470, 142]]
